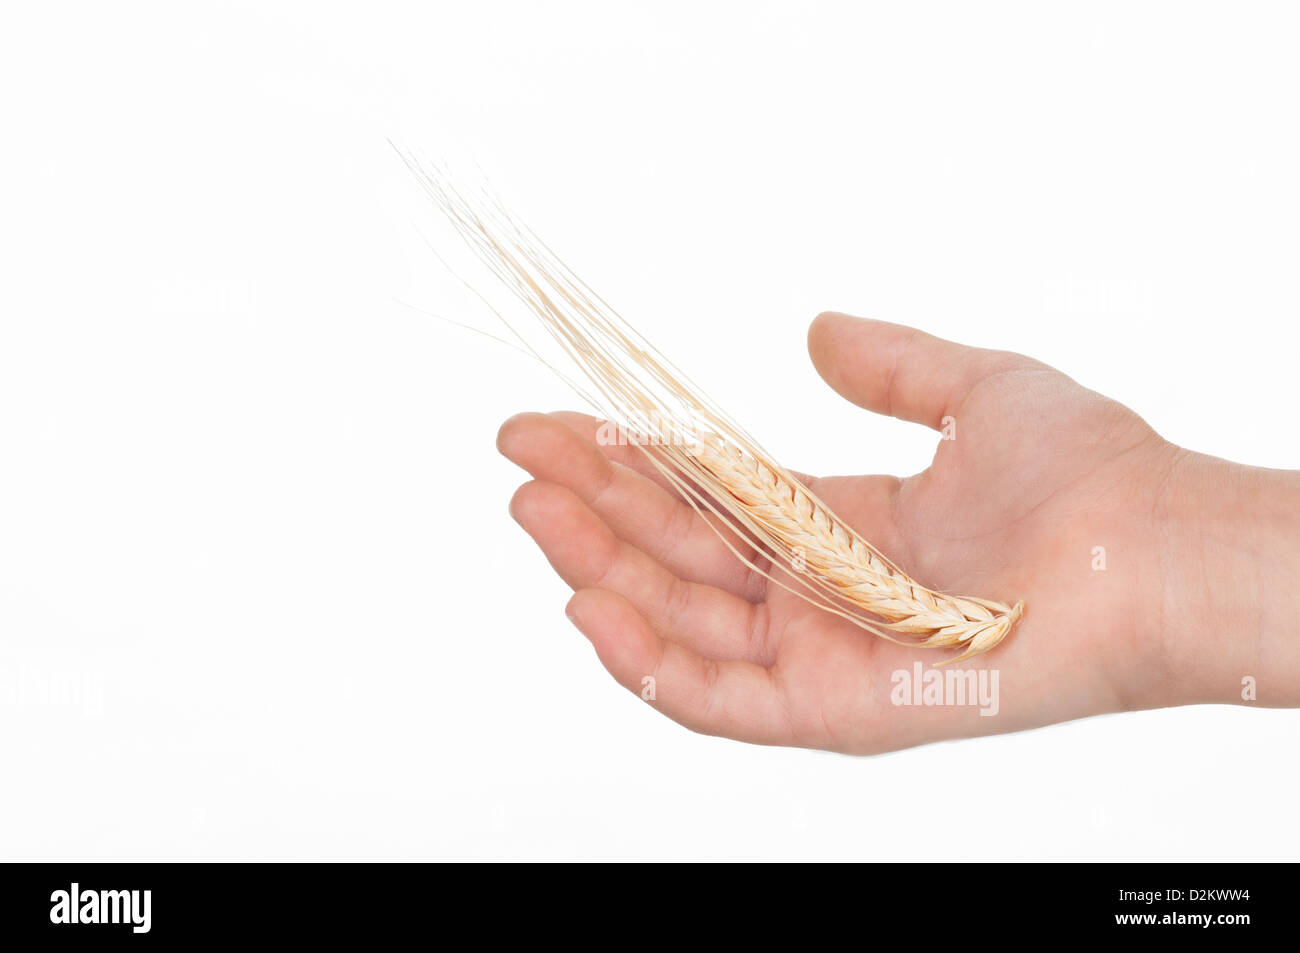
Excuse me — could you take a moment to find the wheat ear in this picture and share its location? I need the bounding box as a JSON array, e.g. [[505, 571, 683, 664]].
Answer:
[[400, 153, 1024, 663]]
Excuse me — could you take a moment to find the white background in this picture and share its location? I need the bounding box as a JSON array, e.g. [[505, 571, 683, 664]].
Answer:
[[2, 2, 1297, 860]]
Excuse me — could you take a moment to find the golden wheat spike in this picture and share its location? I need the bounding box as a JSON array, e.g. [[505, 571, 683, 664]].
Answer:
[[400, 152, 1024, 663]]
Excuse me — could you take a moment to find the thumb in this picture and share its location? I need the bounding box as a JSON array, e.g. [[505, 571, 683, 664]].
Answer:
[[806, 311, 1031, 431]]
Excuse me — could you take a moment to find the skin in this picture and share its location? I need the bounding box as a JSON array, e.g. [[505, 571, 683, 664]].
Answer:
[[496, 311, 1300, 754]]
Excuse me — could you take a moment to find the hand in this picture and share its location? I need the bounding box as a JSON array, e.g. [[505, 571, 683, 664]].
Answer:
[[496, 312, 1300, 753]]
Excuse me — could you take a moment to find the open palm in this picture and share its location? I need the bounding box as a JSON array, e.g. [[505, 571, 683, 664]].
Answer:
[[498, 312, 1185, 753]]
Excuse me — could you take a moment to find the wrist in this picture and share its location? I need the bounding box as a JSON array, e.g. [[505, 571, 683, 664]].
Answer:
[[1157, 451, 1300, 707]]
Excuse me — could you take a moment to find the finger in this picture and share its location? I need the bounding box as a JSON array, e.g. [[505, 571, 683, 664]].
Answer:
[[498, 411, 764, 600], [510, 480, 774, 664], [565, 588, 794, 746], [545, 410, 686, 495], [806, 311, 1038, 431]]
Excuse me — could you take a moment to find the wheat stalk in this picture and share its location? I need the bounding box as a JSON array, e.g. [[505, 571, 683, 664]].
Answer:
[[399, 152, 1024, 663]]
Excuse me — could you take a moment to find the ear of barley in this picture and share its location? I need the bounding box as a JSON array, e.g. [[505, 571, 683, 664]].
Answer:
[[398, 151, 1024, 664]]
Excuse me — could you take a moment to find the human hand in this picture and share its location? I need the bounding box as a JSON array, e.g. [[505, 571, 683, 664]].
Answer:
[[496, 312, 1300, 753]]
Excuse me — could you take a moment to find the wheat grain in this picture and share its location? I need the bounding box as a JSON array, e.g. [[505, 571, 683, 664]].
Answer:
[[690, 436, 1023, 662], [399, 151, 1025, 663]]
